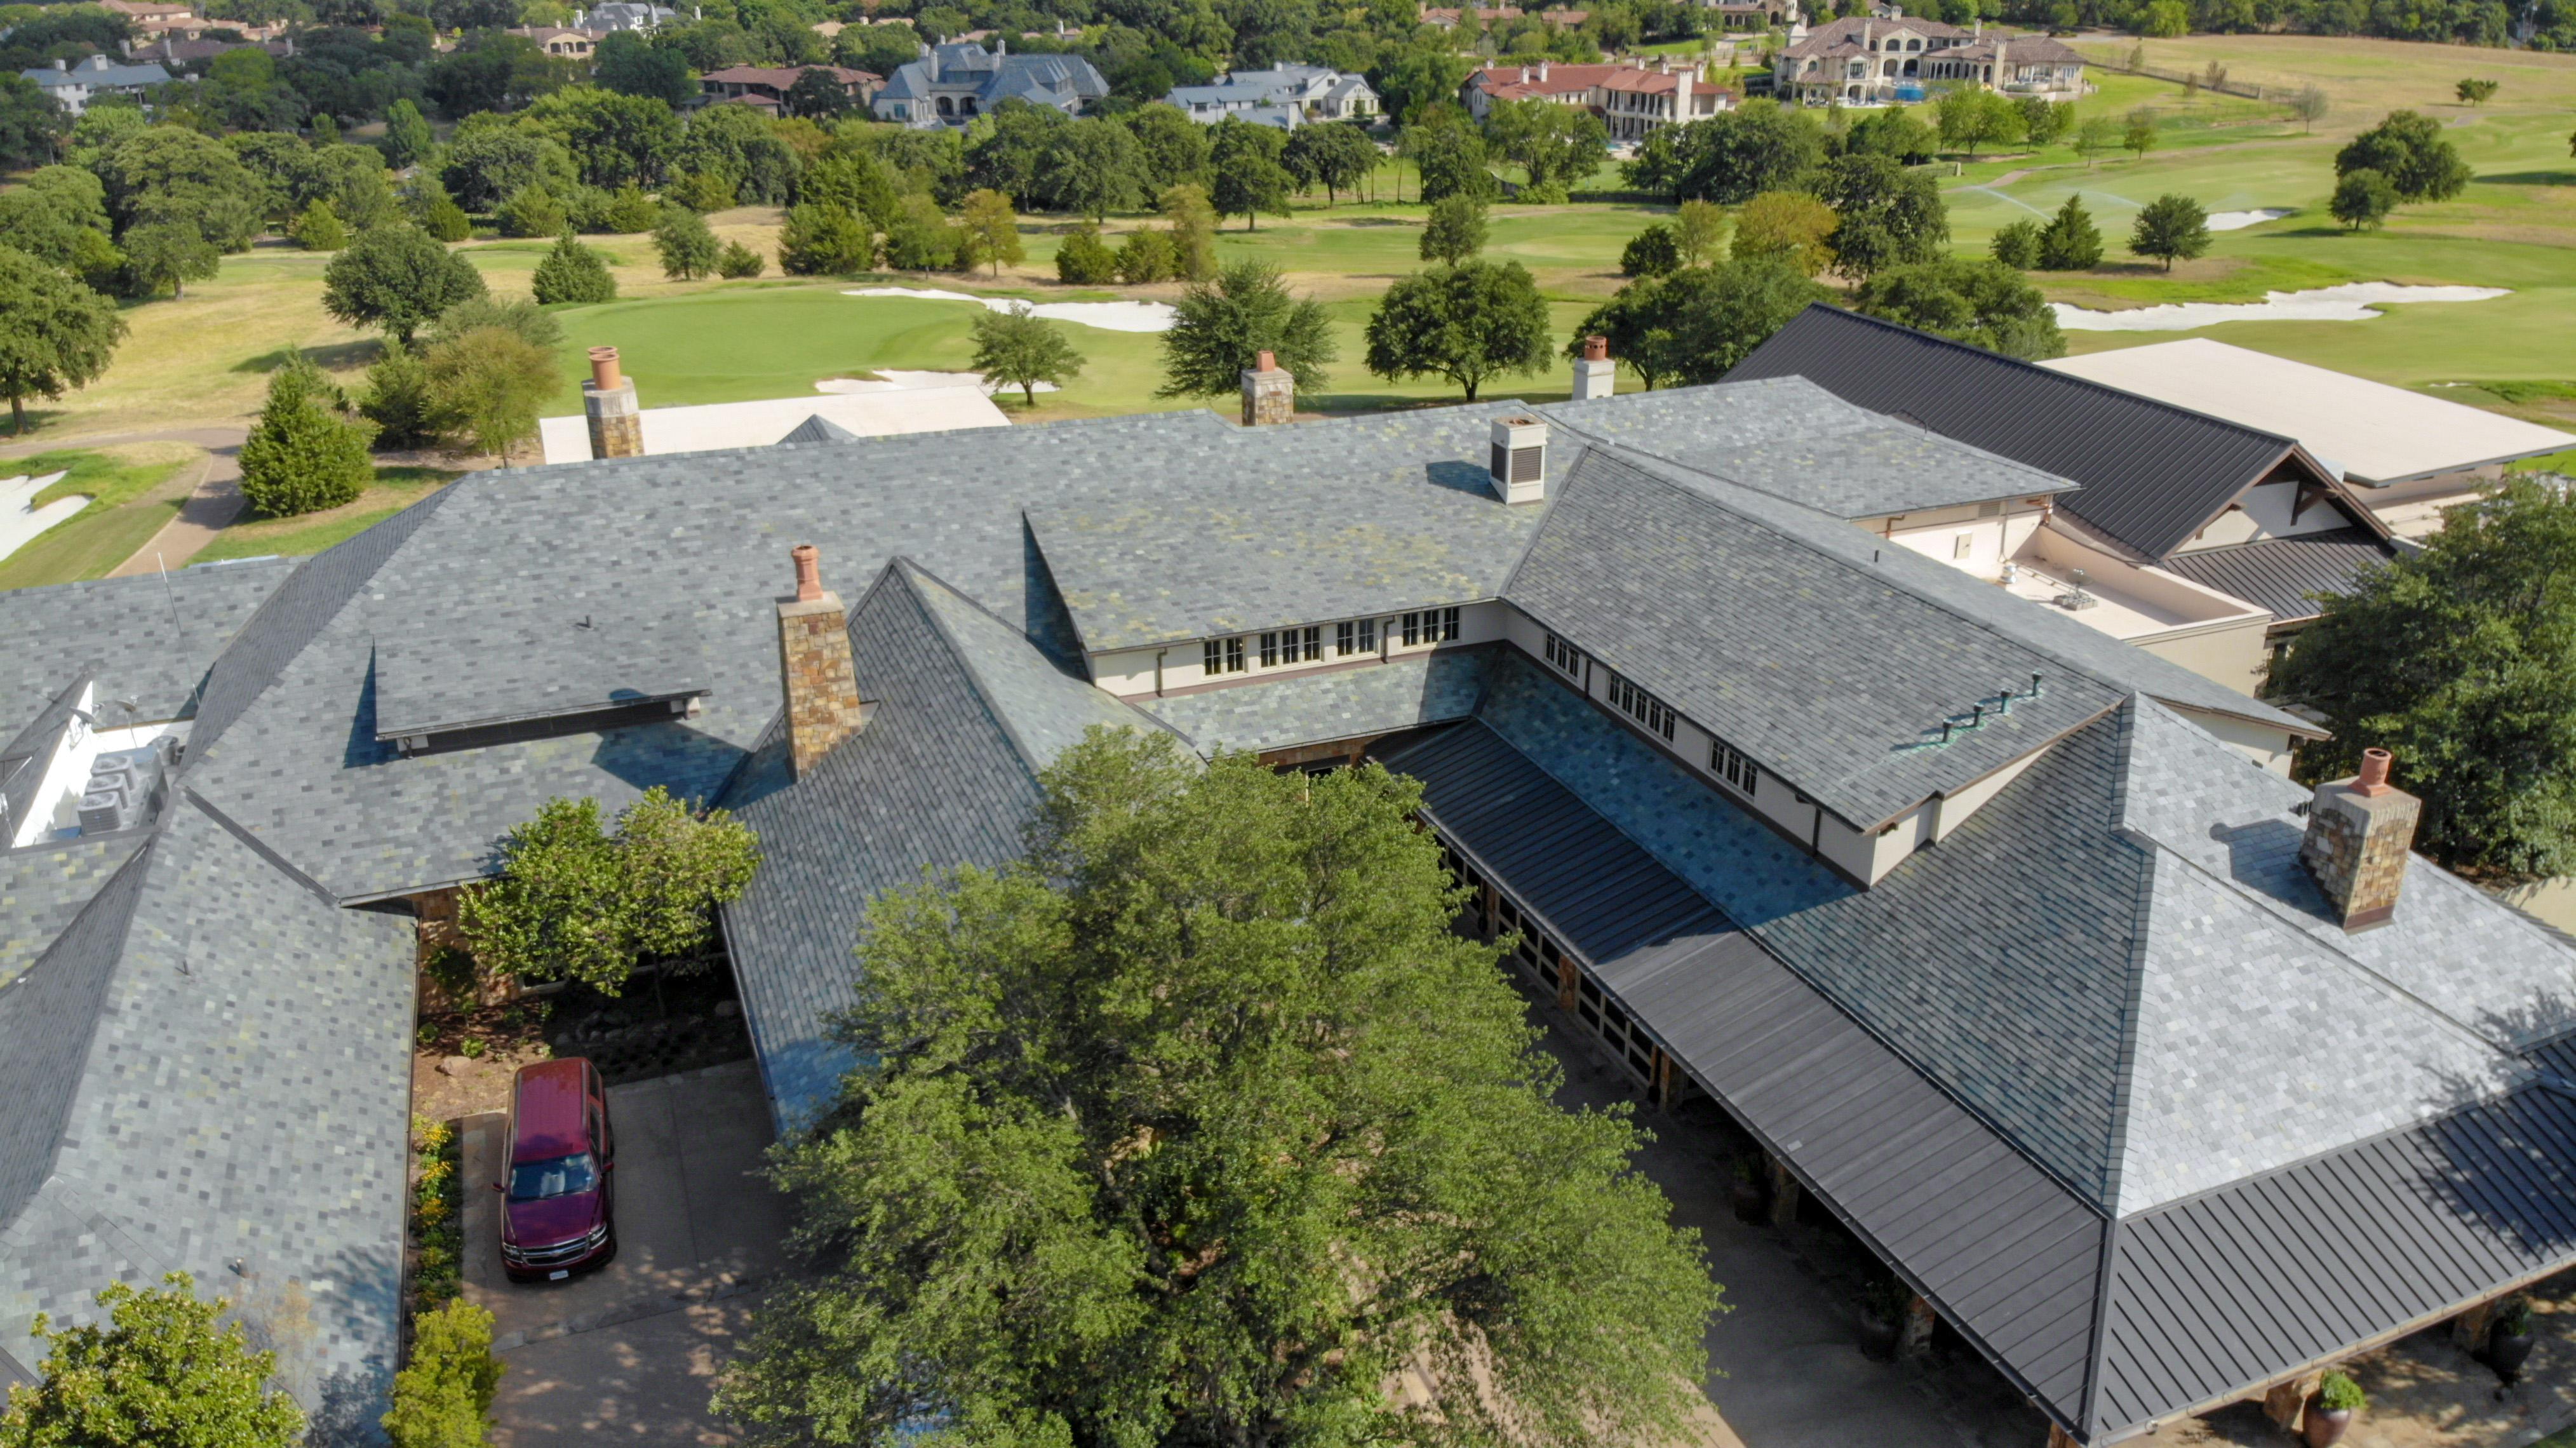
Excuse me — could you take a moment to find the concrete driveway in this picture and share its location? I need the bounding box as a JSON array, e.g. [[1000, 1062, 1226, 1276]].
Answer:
[[462, 1059, 789, 1445]]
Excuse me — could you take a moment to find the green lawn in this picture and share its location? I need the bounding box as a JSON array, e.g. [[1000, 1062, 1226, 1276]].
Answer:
[[0, 445, 197, 591], [192, 465, 459, 563]]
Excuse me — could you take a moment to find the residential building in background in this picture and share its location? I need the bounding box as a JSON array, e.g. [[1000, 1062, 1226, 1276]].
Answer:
[[872, 40, 1108, 128], [18, 54, 170, 116], [1464, 58, 1732, 137], [1421, 4, 1594, 27], [505, 23, 600, 58], [1773, 12, 2084, 104], [701, 62, 882, 113], [1164, 64, 1378, 128]]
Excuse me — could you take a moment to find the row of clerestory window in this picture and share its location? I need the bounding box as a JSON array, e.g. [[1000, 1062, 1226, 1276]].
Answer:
[[1203, 607, 1456, 678]]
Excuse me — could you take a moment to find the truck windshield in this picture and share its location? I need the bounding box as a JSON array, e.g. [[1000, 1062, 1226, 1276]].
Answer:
[[507, 1153, 598, 1200]]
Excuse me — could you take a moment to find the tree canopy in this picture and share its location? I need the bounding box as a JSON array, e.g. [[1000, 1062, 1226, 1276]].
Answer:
[[323, 224, 486, 344], [0, 1272, 304, 1448], [2034, 192, 2103, 271], [1853, 256, 2066, 360], [0, 245, 123, 434], [2128, 193, 2211, 271], [1621, 101, 1820, 204], [2335, 109, 2472, 202], [1157, 260, 1335, 397], [970, 302, 1085, 406], [1418, 192, 1487, 264], [1363, 258, 1552, 402], [1571, 255, 1827, 392], [1207, 116, 1294, 228], [2330, 168, 2398, 230], [711, 730, 1723, 1448], [1812, 152, 1948, 278], [459, 787, 760, 994], [239, 356, 374, 517], [2271, 478, 2576, 880]]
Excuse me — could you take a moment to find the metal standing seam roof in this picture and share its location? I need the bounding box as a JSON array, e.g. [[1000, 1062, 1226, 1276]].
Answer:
[[1372, 720, 2109, 1432], [2152, 528, 2392, 624], [1726, 305, 2339, 560]]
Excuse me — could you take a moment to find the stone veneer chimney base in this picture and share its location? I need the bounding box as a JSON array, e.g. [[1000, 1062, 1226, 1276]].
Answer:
[[777, 544, 869, 779], [2298, 747, 2420, 932]]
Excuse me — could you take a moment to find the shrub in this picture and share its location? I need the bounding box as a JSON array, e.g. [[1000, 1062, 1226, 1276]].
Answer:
[[2317, 1372, 2366, 1413], [666, 169, 737, 212], [778, 203, 874, 274], [238, 358, 373, 517], [2330, 168, 2398, 230], [423, 325, 559, 458], [1115, 228, 1177, 285], [2034, 193, 2102, 270], [1056, 224, 1117, 284], [530, 234, 615, 305], [1990, 218, 2041, 269], [291, 199, 347, 251], [653, 204, 720, 279], [602, 184, 659, 233], [716, 239, 765, 278], [497, 186, 568, 239], [382, 1300, 504, 1448], [420, 196, 472, 242], [459, 1036, 487, 1059], [359, 341, 438, 450], [1621, 222, 1681, 278]]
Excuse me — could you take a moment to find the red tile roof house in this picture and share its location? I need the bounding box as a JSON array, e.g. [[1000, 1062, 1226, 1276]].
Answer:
[[1421, 5, 1592, 26], [701, 64, 882, 112], [1465, 58, 1731, 140]]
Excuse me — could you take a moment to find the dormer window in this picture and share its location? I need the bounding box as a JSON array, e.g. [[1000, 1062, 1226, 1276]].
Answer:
[[1259, 627, 1320, 667], [1710, 739, 1758, 795], [1335, 618, 1378, 656], [1204, 636, 1247, 675], [1402, 607, 1460, 647]]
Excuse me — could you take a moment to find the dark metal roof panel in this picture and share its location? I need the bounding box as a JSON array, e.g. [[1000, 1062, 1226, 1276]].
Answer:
[[2093, 1087, 2576, 1439], [1376, 721, 2107, 1431], [1727, 306, 2300, 560], [2154, 528, 2393, 622]]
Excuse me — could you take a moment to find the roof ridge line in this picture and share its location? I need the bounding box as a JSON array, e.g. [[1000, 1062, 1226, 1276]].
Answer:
[[884, 556, 1055, 781], [2095, 695, 2156, 1220]]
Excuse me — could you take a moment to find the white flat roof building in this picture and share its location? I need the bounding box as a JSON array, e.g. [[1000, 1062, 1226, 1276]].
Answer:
[[2044, 339, 2573, 487], [537, 385, 1009, 465]]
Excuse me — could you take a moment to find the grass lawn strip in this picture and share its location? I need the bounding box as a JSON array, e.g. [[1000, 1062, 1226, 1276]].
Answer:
[[0, 443, 199, 591], [193, 464, 458, 563]]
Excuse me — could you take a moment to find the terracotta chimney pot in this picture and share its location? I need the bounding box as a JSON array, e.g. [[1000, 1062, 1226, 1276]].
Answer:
[[588, 345, 622, 390], [1582, 333, 1609, 361], [2356, 746, 2393, 797], [1256, 349, 1277, 372], [791, 543, 824, 603]]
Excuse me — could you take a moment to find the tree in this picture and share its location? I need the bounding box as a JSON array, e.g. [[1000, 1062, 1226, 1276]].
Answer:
[[1116, 231, 1179, 285], [360, 340, 438, 450], [782, 67, 857, 120], [1673, 197, 1726, 265], [441, 120, 578, 212], [2336, 110, 2472, 203], [717, 239, 765, 278], [423, 325, 556, 459], [603, 185, 660, 234], [654, 204, 720, 279], [1057, 224, 1118, 284], [1157, 260, 1335, 398], [882, 194, 959, 271], [518, 84, 681, 190], [1990, 218, 2041, 269], [779, 201, 876, 274], [117, 220, 218, 300], [1208, 117, 1294, 229], [2330, 167, 2398, 230], [291, 198, 347, 251], [1364, 259, 1551, 402], [1935, 86, 2022, 158], [1419, 192, 1487, 264], [531, 232, 617, 304], [2270, 479, 2576, 879], [1039, 119, 1148, 221], [1624, 102, 1821, 204], [2288, 84, 2328, 133], [1620, 222, 1682, 278], [1123, 102, 1212, 192], [0, 246, 123, 434], [710, 733, 1722, 1448], [382, 97, 434, 168], [382, 1299, 504, 1448], [1373, 48, 1472, 125], [1404, 112, 1499, 204], [2018, 97, 2074, 148], [324, 225, 487, 344], [0, 1272, 303, 1448], [2035, 192, 2103, 270], [2074, 114, 2118, 166], [0, 75, 65, 173], [2127, 192, 2210, 271], [1280, 120, 1377, 204], [1813, 153, 1948, 278], [239, 356, 375, 517], [970, 302, 1084, 406], [1160, 183, 1219, 280], [1730, 191, 1835, 276], [1853, 256, 2065, 359], [460, 787, 758, 992], [1572, 255, 1825, 391], [957, 189, 1022, 276], [498, 185, 570, 239], [1847, 107, 1936, 164], [1484, 96, 1609, 194], [2122, 109, 2159, 159], [2455, 77, 2499, 105]]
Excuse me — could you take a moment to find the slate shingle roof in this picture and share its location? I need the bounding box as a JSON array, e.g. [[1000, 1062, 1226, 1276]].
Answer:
[[1141, 648, 1490, 755], [0, 558, 295, 742]]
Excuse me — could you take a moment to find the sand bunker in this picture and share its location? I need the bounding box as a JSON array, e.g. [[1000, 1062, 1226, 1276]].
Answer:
[[843, 288, 1176, 332], [2054, 282, 2509, 332], [2204, 208, 2296, 232]]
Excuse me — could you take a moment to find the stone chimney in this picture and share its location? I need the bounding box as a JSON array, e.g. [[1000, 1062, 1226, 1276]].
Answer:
[[1240, 349, 1293, 426], [775, 544, 869, 780], [1572, 333, 1614, 401], [2299, 747, 2420, 932], [1537, 59, 1548, 81], [583, 346, 643, 460], [1489, 416, 1548, 504]]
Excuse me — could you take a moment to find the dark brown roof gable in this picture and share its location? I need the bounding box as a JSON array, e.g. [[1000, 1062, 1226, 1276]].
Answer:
[[1727, 306, 2377, 561]]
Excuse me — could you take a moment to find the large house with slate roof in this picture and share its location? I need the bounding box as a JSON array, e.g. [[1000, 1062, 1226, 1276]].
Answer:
[[869, 39, 1107, 128], [0, 351, 2572, 1446]]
